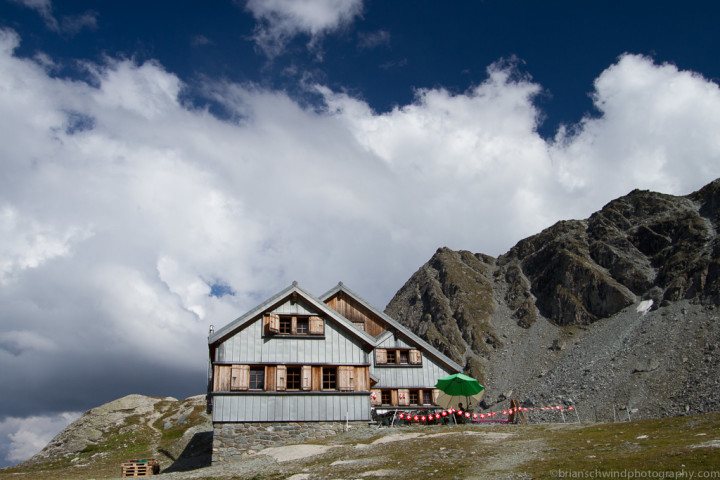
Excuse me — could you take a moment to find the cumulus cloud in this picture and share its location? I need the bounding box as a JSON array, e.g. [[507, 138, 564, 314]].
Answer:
[[244, 0, 364, 57], [0, 412, 81, 463], [1, 28, 720, 466], [551, 53, 720, 197]]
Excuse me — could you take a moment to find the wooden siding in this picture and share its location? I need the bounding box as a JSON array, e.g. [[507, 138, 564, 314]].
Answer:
[[215, 316, 369, 365], [325, 293, 386, 337], [376, 335, 415, 350], [212, 393, 370, 422], [273, 298, 318, 316]]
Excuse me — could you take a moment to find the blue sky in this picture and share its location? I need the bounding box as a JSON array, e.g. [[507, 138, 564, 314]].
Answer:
[[1, 0, 720, 466]]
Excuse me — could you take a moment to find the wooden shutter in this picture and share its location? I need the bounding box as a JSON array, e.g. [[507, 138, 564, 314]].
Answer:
[[309, 316, 324, 334], [370, 389, 382, 406], [301, 365, 312, 391], [354, 366, 369, 391], [398, 388, 410, 406], [432, 388, 440, 405], [338, 366, 355, 391], [264, 313, 279, 334], [230, 365, 249, 391], [276, 365, 286, 391], [214, 365, 231, 391], [409, 349, 422, 365], [375, 348, 387, 364]]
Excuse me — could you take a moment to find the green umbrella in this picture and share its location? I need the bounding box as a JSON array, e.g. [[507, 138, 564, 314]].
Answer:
[[435, 373, 485, 408]]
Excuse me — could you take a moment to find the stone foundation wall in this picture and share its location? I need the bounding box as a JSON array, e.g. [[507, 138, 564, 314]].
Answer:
[[212, 421, 368, 463]]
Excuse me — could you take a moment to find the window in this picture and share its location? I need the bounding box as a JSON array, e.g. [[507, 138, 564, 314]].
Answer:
[[271, 315, 322, 335], [322, 367, 337, 390], [296, 317, 309, 334], [381, 390, 392, 405], [376, 348, 422, 365], [398, 350, 409, 364], [422, 390, 433, 405], [286, 366, 301, 390], [409, 390, 419, 405], [249, 367, 265, 390], [279, 317, 292, 334]]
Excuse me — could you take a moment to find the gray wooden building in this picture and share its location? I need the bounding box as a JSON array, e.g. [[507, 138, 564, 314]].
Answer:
[[207, 281, 462, 425]]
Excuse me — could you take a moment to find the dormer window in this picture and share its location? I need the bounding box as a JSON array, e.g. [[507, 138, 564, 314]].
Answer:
[[375, 348, 422, 366], [263, 314, 324, 336]]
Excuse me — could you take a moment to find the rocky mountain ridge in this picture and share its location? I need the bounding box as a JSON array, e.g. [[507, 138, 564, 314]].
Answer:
[[385, 179, 720, 419], [14, 394, 212, 478]]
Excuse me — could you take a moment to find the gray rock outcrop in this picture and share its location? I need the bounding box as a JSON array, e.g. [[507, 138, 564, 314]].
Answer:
[[385, 179, 720, 419]]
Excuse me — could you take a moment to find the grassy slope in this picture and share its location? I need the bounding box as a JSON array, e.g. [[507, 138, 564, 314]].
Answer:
[[1, 412, 718, 480]]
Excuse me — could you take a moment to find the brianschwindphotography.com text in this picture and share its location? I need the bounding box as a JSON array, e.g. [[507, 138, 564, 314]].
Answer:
[[554, 469, 720, 479]]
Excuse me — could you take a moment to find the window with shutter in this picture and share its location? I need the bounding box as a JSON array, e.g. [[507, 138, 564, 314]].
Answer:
[[295, 317, 309, 334], [278, 317, 292, 334], [322, 367, 337, 390], [276, 365, 286, 391], [375, 349, 387, 364], [398, 388, 410, 406], [286, 366, 301, 390], [249, 367, 265, 390], [370, 389, 382, 406]]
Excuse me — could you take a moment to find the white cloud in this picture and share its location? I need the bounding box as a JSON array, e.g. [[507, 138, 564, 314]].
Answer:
[[0, 412, 81, 463], [1, 29, 720, 465], [0, 206, 93, 285], [551, 54, 720, 199], [244, 0, 364, 57]]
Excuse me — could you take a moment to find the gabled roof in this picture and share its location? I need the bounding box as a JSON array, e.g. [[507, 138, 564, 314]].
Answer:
[[209, 281, 377, 347], [319, 282, 463, 373]]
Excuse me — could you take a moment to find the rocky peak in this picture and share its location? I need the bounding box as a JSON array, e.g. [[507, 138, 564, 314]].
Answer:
[[385, 179, 720, 417]]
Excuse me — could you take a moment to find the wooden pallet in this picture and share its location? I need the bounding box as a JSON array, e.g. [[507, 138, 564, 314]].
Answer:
[[121, 459, 159, 477]]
